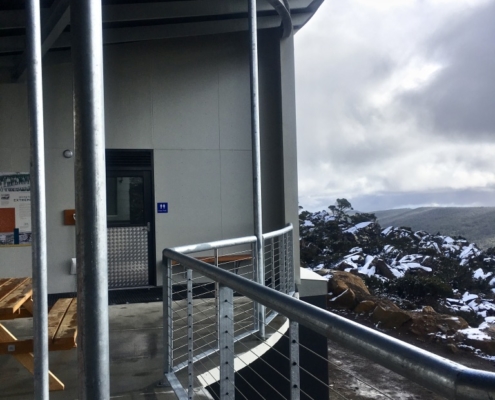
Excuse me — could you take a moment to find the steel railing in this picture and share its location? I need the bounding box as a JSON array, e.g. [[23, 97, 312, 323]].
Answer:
[[161, 225, 495, 400], [161, 225, 295, 399]]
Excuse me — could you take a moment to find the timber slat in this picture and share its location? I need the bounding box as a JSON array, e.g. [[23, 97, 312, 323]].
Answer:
[[53, 298, 77, 350], [0, 279, 32, 315], [0, 278, 27, 303], [172, 255, 252, 266], [48, 298, 72, 341], [0, 324, 64, 390]]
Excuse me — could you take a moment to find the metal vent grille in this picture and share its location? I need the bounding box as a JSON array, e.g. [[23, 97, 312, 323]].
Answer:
[[106, 149, 152, 168]]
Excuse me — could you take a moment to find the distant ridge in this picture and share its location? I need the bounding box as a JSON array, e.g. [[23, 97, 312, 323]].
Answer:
[[374, 207, 495, 249]]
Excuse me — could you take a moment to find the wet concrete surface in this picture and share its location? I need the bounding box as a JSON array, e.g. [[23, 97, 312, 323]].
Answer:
[[0, 299, 265, 400], [328, 340, 445, 400], [0, 302, 177, 399]]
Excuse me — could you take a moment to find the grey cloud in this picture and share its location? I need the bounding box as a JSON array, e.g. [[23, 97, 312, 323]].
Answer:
[[295, 1, 495, 211], [349, 187, 495, 212], [398, 1, 495, 140]]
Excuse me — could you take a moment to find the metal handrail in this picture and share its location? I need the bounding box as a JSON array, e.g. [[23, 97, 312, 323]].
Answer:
[[162, 249, 495, 400], [266, 0, 293, 38], [262, 223, 293, 240], [169, 235, 257, 255]]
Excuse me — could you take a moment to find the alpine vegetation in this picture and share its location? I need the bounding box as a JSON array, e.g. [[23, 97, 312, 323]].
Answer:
[[300, 199, 495, 357]]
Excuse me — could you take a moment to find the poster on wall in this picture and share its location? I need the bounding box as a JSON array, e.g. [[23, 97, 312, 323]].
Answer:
[[0, 173, 31, 246]]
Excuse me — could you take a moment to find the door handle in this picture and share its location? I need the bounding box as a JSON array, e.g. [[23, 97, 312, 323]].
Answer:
[[143, 222, 151, 232]]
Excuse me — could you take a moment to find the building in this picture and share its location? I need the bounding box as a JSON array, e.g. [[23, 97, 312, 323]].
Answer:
[[0, 1, 327, 398], [0, 0, 323, 294]]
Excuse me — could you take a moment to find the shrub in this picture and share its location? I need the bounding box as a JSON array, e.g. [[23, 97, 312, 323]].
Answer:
[[387, 274, 453, 301]]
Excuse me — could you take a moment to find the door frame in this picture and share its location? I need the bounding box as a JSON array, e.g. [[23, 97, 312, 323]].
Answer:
[[106, 149, 156, 286]]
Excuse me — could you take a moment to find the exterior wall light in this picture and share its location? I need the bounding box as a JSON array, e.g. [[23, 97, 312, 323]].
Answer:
[[63, 149, 74, 158]]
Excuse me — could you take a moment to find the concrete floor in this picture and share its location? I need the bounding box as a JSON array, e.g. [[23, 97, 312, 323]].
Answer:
[[0, 299, 282, 400], [0, 302, 177, 399]]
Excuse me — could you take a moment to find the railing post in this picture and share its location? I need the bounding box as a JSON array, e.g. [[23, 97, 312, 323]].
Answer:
[[271, 238, 276, 289], [280, 234, 287, 294], [187, 269, 194, 400], [290, 321, 300, 400], [215, 248, 220, 348], [219, 284, 235, 400], [163, 257, 173, 377], [288, 230, 295, 294]]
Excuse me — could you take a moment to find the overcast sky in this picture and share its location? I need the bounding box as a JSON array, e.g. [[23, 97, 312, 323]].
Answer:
[[294, 0, 495, 212]]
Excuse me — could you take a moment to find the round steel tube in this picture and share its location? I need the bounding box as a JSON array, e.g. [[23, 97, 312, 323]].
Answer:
[[163, 249, 495, 400], [262, 223, 293, 240], [71, 0, 110, 398], [170, 235, 257, 255], [26, 0, 49, 397], [248, 0, 266, 340], [266, 0, 293, 38]]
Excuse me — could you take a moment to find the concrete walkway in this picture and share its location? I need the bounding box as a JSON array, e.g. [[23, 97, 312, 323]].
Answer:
[[0, 302, 177, 399]]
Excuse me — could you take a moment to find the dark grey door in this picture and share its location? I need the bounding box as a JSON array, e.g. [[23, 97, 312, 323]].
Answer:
[[105, 150, 155, 288]]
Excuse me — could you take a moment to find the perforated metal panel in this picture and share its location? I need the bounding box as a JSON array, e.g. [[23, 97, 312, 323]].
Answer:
[[108, 226, 149, 288]]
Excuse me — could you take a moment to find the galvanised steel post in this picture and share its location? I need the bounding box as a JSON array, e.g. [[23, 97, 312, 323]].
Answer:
[[187, 269, 194, 399], [26, 0, 49, 397], [219, 284, 235, 400], [71, 0, 110, 398], [162, 257, 173, 378], [248, 0, 265, 340]]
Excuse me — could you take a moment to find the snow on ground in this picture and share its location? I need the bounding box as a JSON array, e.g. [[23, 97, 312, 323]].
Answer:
[[343, 221, 373, 234]]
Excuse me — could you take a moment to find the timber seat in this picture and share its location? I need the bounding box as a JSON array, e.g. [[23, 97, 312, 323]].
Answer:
[[48, 298, 77, 351]]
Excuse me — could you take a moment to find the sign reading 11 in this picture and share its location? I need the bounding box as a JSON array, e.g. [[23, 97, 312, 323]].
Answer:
[[157, 202, 168, 213]]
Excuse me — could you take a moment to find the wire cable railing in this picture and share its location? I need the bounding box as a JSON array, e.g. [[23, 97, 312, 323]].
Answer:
[[161, 224, 495, 400]]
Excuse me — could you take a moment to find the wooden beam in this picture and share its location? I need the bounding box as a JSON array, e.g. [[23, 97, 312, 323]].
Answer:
[[0, 324, 64, 391], [0, 279, 33, 315]]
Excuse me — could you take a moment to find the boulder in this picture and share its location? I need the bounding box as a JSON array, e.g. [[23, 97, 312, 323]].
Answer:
[[406, 309, 468, 338], [354, 300, 376, 314], [329, 288, 356, 309], [464, 338, 495, 356], [372, 301, 411, 328], [335, 260, 358, 271], [314, 268, 331, 277], [328, 271, 370, 297], [372, 258, 395, 280]]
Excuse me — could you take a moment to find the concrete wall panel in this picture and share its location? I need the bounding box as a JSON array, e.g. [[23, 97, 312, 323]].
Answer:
[[0, 30, 296, 293], [218, 36, 251, 151], [105, 42, 154, 149], [45, 148, 76, 293], [151, 39, 220, 151], [220, 150, 253, 239], [43, 62, 73, 150]]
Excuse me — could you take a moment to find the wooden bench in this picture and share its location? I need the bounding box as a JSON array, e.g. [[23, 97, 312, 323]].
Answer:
[[47, 298, 78, 351], [0, 287, 77, 391], [172, 254, 252, 266]]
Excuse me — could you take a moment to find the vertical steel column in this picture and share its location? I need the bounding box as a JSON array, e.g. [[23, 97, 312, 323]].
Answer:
[[248, 0, 265, 339], [71, 1, 109, 398], [163, 257, 173, 376], [219, 284, 235, 400], [187, 269, 194, 400], [290, 321, 300, 400], [26, 0, 48, 398]]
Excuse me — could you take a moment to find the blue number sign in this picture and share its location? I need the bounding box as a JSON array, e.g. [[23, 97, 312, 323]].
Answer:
[[157, 202, 168, 213]]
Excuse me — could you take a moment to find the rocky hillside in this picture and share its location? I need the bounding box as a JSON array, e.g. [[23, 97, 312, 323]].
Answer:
[[374, 207, 495, 249], [300, 200, 495, 358]]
